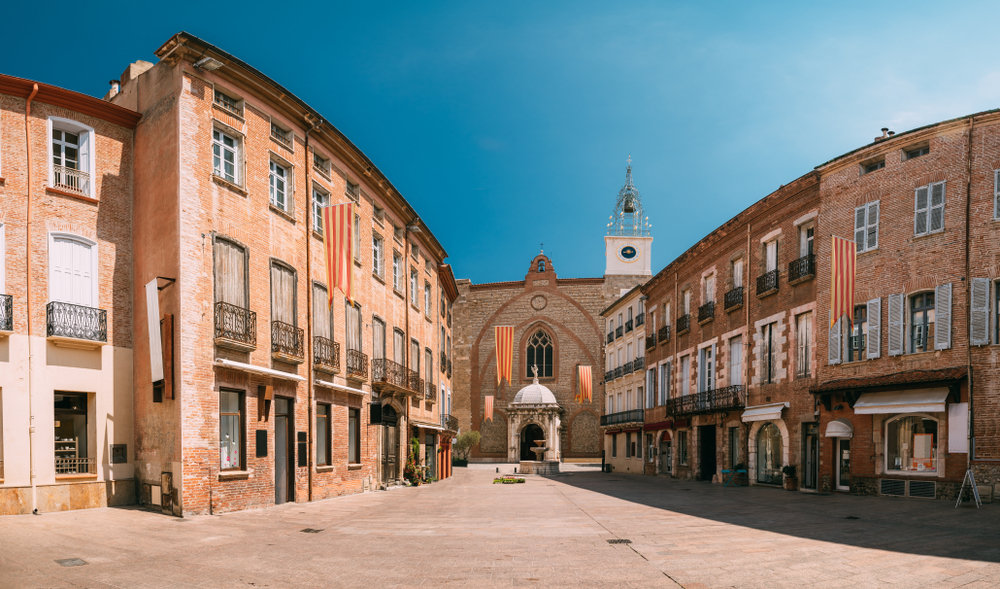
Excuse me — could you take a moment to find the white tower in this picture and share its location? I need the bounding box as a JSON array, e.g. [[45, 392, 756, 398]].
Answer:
[[605, 158, 652, 276]]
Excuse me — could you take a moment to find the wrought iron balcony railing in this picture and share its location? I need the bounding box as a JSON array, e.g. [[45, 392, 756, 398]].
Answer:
[[271, 321, 304, 362], [46, 301, 107, 343], [0, 294, 11, 332], [615, 326, 623, 339], [214, 301, 256, 350], [757, 269, 780, 297], [372, 358, 408, 390], [676, 314, 691, 335], [52, 164, 91, 197], [448, 359, 452, 378], [724, 286, 744, 312], [347, 349, 368, 380], [426, 381, 436, 401], [645, 334, 656, 351], [613, 366, 623, 379], [607, 332, 614, 344], [599, 409, 645, 426], [623, 360, 634, 376], [604, 370, 614, 382], [625, 319, 633, 333], [441, 414, 459, 432], [55, 456, 96, 476], [270, 126, 293, 149], [635, 313, 645, 327], [314, 336, 340, 372], [635, 356, 645, 371], [698, 301, 715, 324], [664, 385, 746, 417], [788, 254, 816, 284], [658, 325, 671, 343], [408, 369, 424, 395]]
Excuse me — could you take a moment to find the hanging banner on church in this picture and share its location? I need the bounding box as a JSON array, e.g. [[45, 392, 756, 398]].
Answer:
[[577, 365, 592, 403], [495, 326, 514, 386], [485, 395, 494, 422]]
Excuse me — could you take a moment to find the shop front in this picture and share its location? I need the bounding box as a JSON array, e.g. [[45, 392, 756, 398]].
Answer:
[[743, 403, 790, 487]]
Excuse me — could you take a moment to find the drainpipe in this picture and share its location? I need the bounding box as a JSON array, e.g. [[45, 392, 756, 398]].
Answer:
[[303, 118, 322, 503], [25, 83, 39, 514], [965, 116, 974, 471], [744, 222, 752, 470]]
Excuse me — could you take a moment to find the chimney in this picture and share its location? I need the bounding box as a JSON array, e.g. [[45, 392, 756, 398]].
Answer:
[[888, 131, 895, 137], [874, 127, 890, 142], [108, 80, 120, 97]]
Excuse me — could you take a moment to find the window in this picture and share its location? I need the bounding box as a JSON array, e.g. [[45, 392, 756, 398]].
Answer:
[[525, 329, 554, 378], [855, 201, 879, 253], [412, 244, 420, 261], [441, 294, 447, 318], [393, 328, 405, 365], [647, 434, 655, 464], [796, 313, 811, 378], [393, 223, 404, 242], [313, 151, 330, 176], [425, 348, 434, 388], [611, 434, 618, 458], [862, 159, 885, 175], [728, 426, 740, 469], [50, 118, 94, 197], [424, 282, 432, 315], [219, 390, 243, 470], [904, 145, 929, 160], [607, 394, 613, 415], [756, 423, 782, 484], [698, 345, 714, 392], [848, 305, 867, 362], [410, 269, 419, 307], [729, 335, 742, 386], [372, 234, 384, 278], [680, 355, 690, 396], [270, 122, 292, 148], [212, 128, 239, 185], [313, 283, 333, 339], [626, 432, 633, 458], [353, 214, 361, 262], [914, 181, 946, 236], [411, 339, 420, 375], [269, 160, 289, 212], [702, 273, 714, 302], [910, 292, 935, 353], [54, 392, 91, 475], [346, 300, 362, 353], [312, 188, 329, 234], [732, 258, 743, 289], [682, 291, 690, 315], [50, 234, 98, 307], [637, 386, 644, 410], [678, 431, 688, 466], [214, 89, 242, 117], [372, 317, 386, 359], [764, 240, 777, 272], [627, 307, 633, 324], [659, 361, 670, 404], [664, 302, 671, 326], [373, 205, 385, 225], [799, 225, 814, 257], [393, 252, 402, 292], [346, 180, 359, 202], [886, 415, 938, 473], [761, 322, 777, 384], [213, 237, 247, 308], [270, 263, 296, 326], [317, 404, 331, 466], [348, 407, 361, 463], [617, 313, 623, 329]]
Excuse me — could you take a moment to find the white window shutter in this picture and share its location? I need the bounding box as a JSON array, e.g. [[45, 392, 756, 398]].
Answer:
[[854, 206, 866, 250], [828, 317, 841, 365], [78, 131, 92, 196], [935, 283, 952, 350], [914, 186, 929, 235], [971, 278, 990, 346], [888, 294, 904, 356], [930, 182, 945, 232], [710, 343, 716, 390], [867, 201, 879, 250], [867, 298, 881, 359]]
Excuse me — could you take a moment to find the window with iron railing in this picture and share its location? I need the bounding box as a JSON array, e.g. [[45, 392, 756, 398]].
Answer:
[[756, 269, 780, 296], [214, 90, 243, 117], [724, 286, 743, 311], [270, 122, 292, 149], [676, 314, 691, 334]]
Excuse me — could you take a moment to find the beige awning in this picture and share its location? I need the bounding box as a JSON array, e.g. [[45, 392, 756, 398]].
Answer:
[[214, 358, 305, 382], [824, 418, 854, 438], [853, 388, 949, 414], [741, 402, 789, 423]]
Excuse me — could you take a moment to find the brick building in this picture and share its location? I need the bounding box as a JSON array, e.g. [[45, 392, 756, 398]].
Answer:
[[0, 75, 141, 514]]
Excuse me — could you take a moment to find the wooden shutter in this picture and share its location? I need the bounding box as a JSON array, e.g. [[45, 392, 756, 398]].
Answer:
[[854, 206, 866, 251], [866, 298, 881, 359], [78, 130, 91, 196], [214, 239, 246, 307], [373, 318, 385, 359], [971, 277, 991, 346], [411, 340, 420, 374], [313, 284, 330, 339], [51, 236, 94, 307], [887, 294, 904, 356], [914, 186, 929, 235], [345, 302, 360, 352], [393, 329, 405, 364], [828, 317, 841, 365], [270, 264, 295, 325], [867, 201, 879, 250], [733, 259, 743, 288], [935, 283, 952, 350], [929, 182, 945, 232], [665, 361, 672, 401]]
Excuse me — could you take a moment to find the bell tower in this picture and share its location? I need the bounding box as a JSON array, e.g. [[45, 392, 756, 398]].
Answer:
[[605, 157, 653, 276]]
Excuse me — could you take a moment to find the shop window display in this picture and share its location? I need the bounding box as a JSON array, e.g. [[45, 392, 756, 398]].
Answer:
[[886, 415, 938, 473], [757, 422, 782, 484]]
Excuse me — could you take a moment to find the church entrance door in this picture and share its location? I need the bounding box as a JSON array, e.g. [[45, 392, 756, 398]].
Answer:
[[520, 423, 545, 461]]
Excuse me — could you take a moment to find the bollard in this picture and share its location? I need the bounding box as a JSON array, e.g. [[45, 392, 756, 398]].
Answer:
[[496, 467, 499, 473], [514, 467, 517, 474]]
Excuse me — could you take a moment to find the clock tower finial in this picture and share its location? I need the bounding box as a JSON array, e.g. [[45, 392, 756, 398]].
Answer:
[[604, 158, 653, 277]]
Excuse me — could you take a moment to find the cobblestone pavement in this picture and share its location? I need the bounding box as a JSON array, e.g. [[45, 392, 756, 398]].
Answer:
[[1, 467, 999, 588]]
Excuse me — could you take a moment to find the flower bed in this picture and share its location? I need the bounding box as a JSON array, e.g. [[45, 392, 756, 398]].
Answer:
[[493, 476, 526, 484]]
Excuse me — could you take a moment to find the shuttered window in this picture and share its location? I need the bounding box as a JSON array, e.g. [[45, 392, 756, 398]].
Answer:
[[313, 284, 331, 339], [887, 294, 905, 356], [345, 301, 362, 353], [729, 335, 742, 386], [373, 317, 386, 359], [866, 298, 881, 359], [796, 313, 811, 378], [847, 306, 866, 362], [50, 235, 97, 307], [680, 355, 690, 396], [910, 292, 935, 353], [393, 328, 405, 365], [213, 238, 247, 307], [270, 263, 296, 325], [425, 349, 433, 385], [761, 323, 777, 383], [411, 339, 420, 375], [855, 201, 879, 253], [698, 345, 714, 392], [971, 277, 990, 346], [765, 241, 777, 272], [732, 259, 743, 288], [914, 182, 945, 236], [828, 316, 842, 366], [934, 283, 952, 350]]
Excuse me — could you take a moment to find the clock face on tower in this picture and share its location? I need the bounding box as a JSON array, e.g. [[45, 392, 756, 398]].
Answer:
[[618, 245, 638, 262]]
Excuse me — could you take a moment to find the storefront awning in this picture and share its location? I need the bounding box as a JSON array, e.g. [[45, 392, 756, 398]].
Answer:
[[741, 402, 789, 423], [315, 378, 366, 396], [214, 359, 305, 381], [853, 388, 949, 414], [411, 421, 445, 431], [643, 421, 673, 431], [824, 418, 854, 438]]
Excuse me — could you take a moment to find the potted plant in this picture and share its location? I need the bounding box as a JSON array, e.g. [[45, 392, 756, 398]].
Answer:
[[782, 464, 798, 491], [452, 430, 481, 467], [404, 438, 423, 485]]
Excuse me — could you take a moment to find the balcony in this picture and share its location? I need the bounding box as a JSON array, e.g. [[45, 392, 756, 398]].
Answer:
[[426, 381, 436, 402], [314, 336, 340, 373], [623, 360, 634, 376], [625, 319, 633, 333], [0, 294, 12, 334], [441, 413, 459, 432], [55, 457, 96, 476], [757, 269, 780, 298], [604, 370, 614, 382], [698, 301, 715, 325], [724, 286, 744, 312], [271, 321, 304, 363], [346, 349, 368, 381], [658, 325, 671, 343], [408, 369, 424, 396], [214, 301, 256, 352], [372, 358, 411, 395], [46, 301, 107, 348], [635, 313, 645, 327], [613, 366, 623, 380], [615, 325, 623, 339], [635, 356, 645, 371], [788, 254, 816, 285], [665, 385, 746, 417], [645, 334, 656, 351], [676, 314, 691, 335], [607, 332, 614, 344], [600, 409, 645, 427], [52, 164, 91, 198]]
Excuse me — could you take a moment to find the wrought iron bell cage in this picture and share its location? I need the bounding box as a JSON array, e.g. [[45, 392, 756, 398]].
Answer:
[[607, 160, 651, 238]]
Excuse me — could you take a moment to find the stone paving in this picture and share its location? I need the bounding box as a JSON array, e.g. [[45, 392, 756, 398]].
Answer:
[[1, 466, 999, 588]]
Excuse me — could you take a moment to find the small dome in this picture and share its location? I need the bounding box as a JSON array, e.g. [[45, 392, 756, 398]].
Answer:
[[511, 377, 559, 406]]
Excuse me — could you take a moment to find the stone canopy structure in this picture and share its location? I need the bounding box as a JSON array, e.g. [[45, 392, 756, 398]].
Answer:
[[506, 368, 562, 462]]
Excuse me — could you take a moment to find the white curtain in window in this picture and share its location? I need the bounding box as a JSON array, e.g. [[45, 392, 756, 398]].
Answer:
[[729, 336, 742, 386]]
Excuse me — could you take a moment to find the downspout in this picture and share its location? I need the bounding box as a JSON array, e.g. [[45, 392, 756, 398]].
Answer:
[[25, 83, 39, 514], [744, 222, 752, 473], [403, 224, 413, 480], [303, 119, 322, 502], [965, 116, 974, 470]]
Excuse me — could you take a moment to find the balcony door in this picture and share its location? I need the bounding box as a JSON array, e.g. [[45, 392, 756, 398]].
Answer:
[[49, 234, 97, 307], [270, 263, 295, 326], [213, 238, 247, 308]]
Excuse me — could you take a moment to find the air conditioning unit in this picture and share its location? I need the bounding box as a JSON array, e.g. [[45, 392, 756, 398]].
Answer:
[[879, 478, 936, 499]]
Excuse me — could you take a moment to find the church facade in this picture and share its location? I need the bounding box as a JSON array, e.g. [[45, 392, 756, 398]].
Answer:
[[452, 165, 652, 462]]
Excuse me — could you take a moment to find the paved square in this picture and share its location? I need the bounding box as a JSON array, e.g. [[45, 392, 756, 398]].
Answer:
[[2, 467, 999, 588]]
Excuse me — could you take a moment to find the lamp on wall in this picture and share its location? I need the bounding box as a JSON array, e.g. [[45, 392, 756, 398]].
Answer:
[[194, 56, 224, 71]]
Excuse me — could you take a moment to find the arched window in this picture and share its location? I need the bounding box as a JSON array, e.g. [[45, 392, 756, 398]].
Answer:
[[525, 329, 553, 377], [538, 260, 546, 272], [756, 423, 782, 485], [886, 414, 938, 473]]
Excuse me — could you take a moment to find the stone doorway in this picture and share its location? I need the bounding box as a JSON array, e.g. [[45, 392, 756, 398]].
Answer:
[[519, 423, 545, 461]]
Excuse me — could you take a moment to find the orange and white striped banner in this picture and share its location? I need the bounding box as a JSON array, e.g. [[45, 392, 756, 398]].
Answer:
[[485, 395, 494, 422], [495, 326, 514, 386], [322, 202, 356, 305], [577, 365, 592, 403], [831, 236, 856, 326]]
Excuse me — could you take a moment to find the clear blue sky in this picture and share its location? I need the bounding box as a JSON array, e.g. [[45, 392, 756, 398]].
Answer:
[[5, 1, 1000, 283]]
